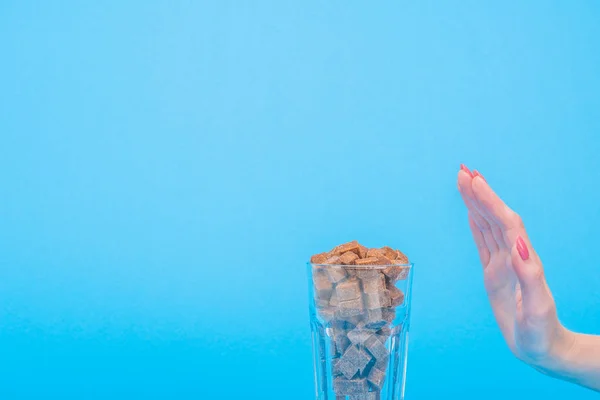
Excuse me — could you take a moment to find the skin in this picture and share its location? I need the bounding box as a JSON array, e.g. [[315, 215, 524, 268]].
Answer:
[[457, 165, 600, 392]]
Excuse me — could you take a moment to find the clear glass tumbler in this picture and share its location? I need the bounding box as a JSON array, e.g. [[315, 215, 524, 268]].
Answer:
[[307, 261, 414, 400]]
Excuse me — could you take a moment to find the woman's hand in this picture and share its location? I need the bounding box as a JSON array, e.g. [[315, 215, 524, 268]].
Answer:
[[457, 165, 600, 392]]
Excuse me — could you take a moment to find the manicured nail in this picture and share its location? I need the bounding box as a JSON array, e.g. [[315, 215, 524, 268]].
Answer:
[[473, 170, 486, 182], [460, 164, 473, 177], [516, 236, 529, 261]]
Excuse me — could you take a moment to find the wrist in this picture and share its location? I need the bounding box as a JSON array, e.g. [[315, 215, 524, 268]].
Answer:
[[536, 326, 579, 382], [525, 325, 577, 379]]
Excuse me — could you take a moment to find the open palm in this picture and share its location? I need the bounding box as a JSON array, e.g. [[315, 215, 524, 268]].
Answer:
[[457, 166, 571, 372]]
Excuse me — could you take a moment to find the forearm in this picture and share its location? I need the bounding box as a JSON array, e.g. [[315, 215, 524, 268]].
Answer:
[[550, 330, 600, 392]]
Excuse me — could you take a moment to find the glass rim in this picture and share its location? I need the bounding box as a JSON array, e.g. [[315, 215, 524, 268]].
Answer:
[[308, 262, 414, 270]]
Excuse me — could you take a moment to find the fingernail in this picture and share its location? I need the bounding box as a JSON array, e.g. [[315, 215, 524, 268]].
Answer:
[[460, 164, 473, 177], [473, 170, 486, 182], [516, 236, 529, 261]]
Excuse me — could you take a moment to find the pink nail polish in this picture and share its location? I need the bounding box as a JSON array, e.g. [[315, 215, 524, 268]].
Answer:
[[516, 236, 529, 261], [460, 164, 474, 177], [473, 170, 486, 182]]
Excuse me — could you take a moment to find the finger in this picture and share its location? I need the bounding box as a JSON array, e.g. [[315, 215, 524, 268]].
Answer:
[[472, 174, 524, 232], [460, 169, 516, 349], [457, 170, 485, 225], [472, 174, 532, 256], [468, 214, 490, 266], [511, 236, 553, 318], [469, 172, 509, 250], [458, 170, 499, 253]]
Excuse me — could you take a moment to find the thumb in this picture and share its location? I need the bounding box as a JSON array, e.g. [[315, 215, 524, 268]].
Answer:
[[511, 236, 553, 317]]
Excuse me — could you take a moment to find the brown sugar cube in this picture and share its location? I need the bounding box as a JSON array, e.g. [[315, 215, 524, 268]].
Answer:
[[364, 335, 389, 360], [328, 268, 348, 283], [382, 308, 396, 324], [316, 297, 331, 308], [313, 270, 333, 292], [337, 298, 364, 317], [363, 309, 387, 330], [397, 267, 410, 280], [367, 367, 386, 390], [311, 265, 325, 279], [332, 330, 351, 356], [334, 357, 359, 380], [313, 274, 333, 307], [317, 307, 335, 322], [358, 244, 368, 259], [332, 241, 361, 257], [375, 354, 389, 371], [383, 265, 401, 280], [336, 347, 372, 380], [375, 333, 389, 347], [361, 272, 386, 293], [395, 250, 409, 264], [325, 260, 348, 283], [396, 265, 410, 280], [336, 279, 361, 301], [355, 257, 380, 266], [330, 319, 348, 330], [375, 256, 392, 265], [329, 292, 340, 307], [332, 359, 342, 375], [366, 248, 385, 258], [347, 329, 375, 345], [348, 347, 372, 378], [377, 326, 392, 337], [313, 271, 333, 304], [325, 255, 342, 265], [384, 264, 409, 281], [337, 310, 366, 325], [311, 252, 330, 264], [381, 246, 397, 260], [388, 286, 405, 307], [333, 377, 369, 395], [354, 320, 366, 329], [343, 267, 360, 278], [354, 269, 380, 280], [349, 393, 379, 400], [340, 251, 360, 265], [336, 336, 351, 356], [316, 289, 333, 303], [336, 309, 364, 324], [333, 358, 355, 379], [364, 291, 392, 309]]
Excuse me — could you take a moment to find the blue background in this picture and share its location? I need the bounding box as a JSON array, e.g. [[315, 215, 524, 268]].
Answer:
[[1, 1, 600, 399]]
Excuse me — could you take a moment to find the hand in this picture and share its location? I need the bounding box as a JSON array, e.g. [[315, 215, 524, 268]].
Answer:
[[456, 165, 574, 374]]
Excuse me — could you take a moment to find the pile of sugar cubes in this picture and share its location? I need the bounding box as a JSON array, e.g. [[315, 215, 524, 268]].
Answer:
[[310, 241, 410, 398]]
